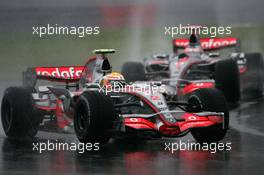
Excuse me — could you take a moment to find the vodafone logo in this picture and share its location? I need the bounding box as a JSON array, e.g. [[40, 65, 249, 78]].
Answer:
[[201, 38, 237, 49], [130, 118, 138, 122], [174, 38, 237, 49], [188, 116, 197, 120], [36, 66, 83, 80]]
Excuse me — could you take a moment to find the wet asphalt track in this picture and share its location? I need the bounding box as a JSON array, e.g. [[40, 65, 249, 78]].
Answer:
[[1, 0, 264, 174], [0, 81, 264, 175]]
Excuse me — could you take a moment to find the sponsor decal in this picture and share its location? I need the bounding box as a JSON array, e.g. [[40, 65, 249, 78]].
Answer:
[[173, 38, 237, 49], [36, 66, 84, 80], [188, 116, 197, 120], [130, 118, 138, 122]]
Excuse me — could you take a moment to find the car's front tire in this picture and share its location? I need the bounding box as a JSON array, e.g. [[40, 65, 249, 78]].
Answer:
[[74, 91, 116, 145], [215, 59, 240, 104], [188, 88, 229, 143], [241, 53, 264, 99]]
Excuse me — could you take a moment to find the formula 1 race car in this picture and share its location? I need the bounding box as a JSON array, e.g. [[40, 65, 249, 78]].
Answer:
[[121, 34, 264, 103], [1, 49, 229, 144]]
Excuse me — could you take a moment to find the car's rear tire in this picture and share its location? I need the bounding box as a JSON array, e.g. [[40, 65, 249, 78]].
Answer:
[[1, 87, 41, 137], [241, 53, 264, 99], [189, 88, 229, 143], [74, 91, 116, 145], [121, 62, 146, 82], [215, 59, 240, 103]]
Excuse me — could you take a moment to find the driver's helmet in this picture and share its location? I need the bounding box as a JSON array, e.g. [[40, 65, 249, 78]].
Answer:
[[184, 46, 203, 57], [99, 72, 126, 89], [184, 33, 203, 58]]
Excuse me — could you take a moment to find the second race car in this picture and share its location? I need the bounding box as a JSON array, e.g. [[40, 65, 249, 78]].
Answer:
[[121, 33, 264, 104]]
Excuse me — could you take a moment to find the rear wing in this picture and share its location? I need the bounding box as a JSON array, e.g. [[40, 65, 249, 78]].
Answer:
[[172, 37, 241, 53], [23, 66, 84, 87]]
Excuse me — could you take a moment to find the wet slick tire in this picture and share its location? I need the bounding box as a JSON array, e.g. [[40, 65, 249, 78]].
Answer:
[[241, 53, 264, 99], [121, 62, 146, 82], [74, 91, 116, 145], [1, 87, 40, 137], [189, 88, 229, 143], [215, 59, 240, 103]]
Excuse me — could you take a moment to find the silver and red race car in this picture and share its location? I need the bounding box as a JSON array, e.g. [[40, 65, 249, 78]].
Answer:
[[1, 49, 229, 144], [121, 34, 264, 104]]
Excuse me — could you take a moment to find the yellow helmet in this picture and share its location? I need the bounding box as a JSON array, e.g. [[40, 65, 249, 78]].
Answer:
[[99, 72, 125, 88]]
